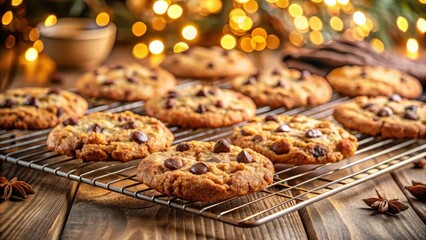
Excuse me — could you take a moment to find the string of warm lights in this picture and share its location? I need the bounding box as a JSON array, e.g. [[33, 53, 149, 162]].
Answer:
[[1, 0, 425, 62]]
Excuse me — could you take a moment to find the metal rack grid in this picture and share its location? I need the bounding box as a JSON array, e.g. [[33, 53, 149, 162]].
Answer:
[[0, 83, 425, 227]]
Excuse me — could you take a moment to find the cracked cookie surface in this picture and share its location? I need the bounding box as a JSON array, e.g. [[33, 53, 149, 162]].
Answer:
[[326, 65, 422, 98], [47, 111, 174, 162], [145, 85, 256, 128], [136, 140, 274, 202], [76, 63, 176, 101], [231, 114, 358, 164], [161, 46, 256, 79], [334, 95, 426, 139], [0, 87, 88, 130], [231, 68, 332, 109]]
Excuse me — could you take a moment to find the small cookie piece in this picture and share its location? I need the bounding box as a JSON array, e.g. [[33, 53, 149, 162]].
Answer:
[[76, 63, 176, 101], [47, 111, 174, 162], [231, 115, 358, 164], [334, 95, 426, 139], [145, 86, 256, 128], [0, 87, 87, 130], [136, 140, 274, 202], [326, 65, 422, 98], [231, 68, 332, 109], [160, 46, 256, 79]]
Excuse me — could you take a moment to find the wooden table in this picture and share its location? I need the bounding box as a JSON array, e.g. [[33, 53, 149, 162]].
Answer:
[[1, 46, 425, 240]]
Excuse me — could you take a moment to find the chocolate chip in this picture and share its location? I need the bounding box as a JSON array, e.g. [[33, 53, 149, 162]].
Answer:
[[207, 157, 221, 163], [126, 77, 137, 83], [27, 97, 40, 108], [244, 75, 257, 85], [62, 117, 78, 126], [215, 100, 223, 108], [1, 98, 13, 108], [206, 62, 214, 69], [237, 150, 253, 163], [164, 157, 183, 170], [311, 145, 327, 157], [252, 135, 263, 142], [50, 72, 65, 84], [404, 110, 418, 120], [131, 131, 148, 143], [275, 80, 285, 88], [93, 70, 99, 76], [405, 105, 418, 111], [377, 106, 393, 117], [167, 91, 178, 98], [360, 71, 367, 78], [88, 123, 103, 133], [208, 88, 217, 95], [196, 89, 209, 97], [362, 103, 376, 110], [300, 70, 311, 80], [265, 115, 279, 122], [150, 75, 158, 81], [165, 99, 175, 109], [388, 94, 402, 102], [272, 69, 281, 76], [305, 129, 322, 138], [176, 142, 192, 152], [213, 139, 232, 153], [181, 50, 190, 55], [56, 107, 65, 117], [271, 140, 291, 154], [190, 162, 208, 175], [103, 80, 114, 86], [195, 104, 206, 114], [400, 76, 407, 82], [275, 124, 291, 132], [241, 129, 252, 136], [113, 65, 124, 69], [47, 88, 61, 95], [118, 116, 128, 122], [123, 121, 138, 129]]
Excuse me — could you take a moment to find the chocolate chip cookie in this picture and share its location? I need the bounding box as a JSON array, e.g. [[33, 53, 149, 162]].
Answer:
[[145, 86, 257, 128], [76, 63, 176, 101], [0, 87, 88, 130], [136, 140, 274, 202], [230, 114, 358, 164], [326, 65, 423, 98], [231, 68, 332, 109], [334, 95, 426, 138], [47, 111, 174, 162], [160, 46, 256, 79]]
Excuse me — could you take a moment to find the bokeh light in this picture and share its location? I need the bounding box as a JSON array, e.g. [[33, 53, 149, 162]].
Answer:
[[417, 18, 426, 33], [221, 34, 237, 49], [11, 0, 23, 6], [182, 25, 198, 40], [153, 0, 169, 15], [167, 4, 183, 19], [152, 17, 166, 31], [309, 16, 323, 31], [266, 35, 280, 49], [396, 16, 408, 32], [33, 40, 44, 52], [5, 35, 16, 48], [132, 22, 147, 36], [310, 31, 324, 45], [133, 43, 149, 59], [289, 31, 304, 47], [149, 40, 165, 54], [407, 38, 419, 53], [25, 47, 38, 62], [353, 11, 366, 25], [96, 12, 109, 27], [330, 16, 344, 31], [324, 0, 337, 7], [2, 11, 13, 25], [294, 16, 309, 31], [289, 4, 303, 17], [243, 1, 259, 13], [174, 42, 189, 53], [44, 15, 57, 27], [370, 38, 384, 53]]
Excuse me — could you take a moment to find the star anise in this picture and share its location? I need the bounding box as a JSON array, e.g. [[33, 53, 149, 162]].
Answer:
[[412, 159, 425, 169], [362, 189, 409, 215], [0, 176, 35, 201], [405, 181, 426, 201]]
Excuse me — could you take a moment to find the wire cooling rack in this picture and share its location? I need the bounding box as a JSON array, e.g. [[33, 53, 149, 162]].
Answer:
[[1, 81, 425, 227]]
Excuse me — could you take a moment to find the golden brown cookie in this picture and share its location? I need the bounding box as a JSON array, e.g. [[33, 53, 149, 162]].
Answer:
[[136, 140, 274, 202], [0, 87, 88, 130], [160, 46, 256, 79], [47, 111, 174, 162], [334, 95, 426, 139], [145, 85, 257, 128], [76, 63, 176, 101], [326, 65, 423, 98], [231, 68, 332, 109], [231, 114, 358, 164]]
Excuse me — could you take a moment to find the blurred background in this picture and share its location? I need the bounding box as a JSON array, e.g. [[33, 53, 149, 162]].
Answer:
[[1, 0, 426, 89]]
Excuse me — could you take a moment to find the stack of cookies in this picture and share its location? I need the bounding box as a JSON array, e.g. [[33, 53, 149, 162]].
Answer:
[[1, 47, 424, 203]]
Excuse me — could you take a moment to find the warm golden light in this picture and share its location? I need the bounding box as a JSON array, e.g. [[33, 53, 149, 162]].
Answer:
[[33, 40, 44, 53], [167, 4, 183, 19], [132, 22, 147, 36], [420, 0, 426, 4], [149, 40, 165, 54], [309, 16, 323, 31], [289, 31, 304, 47], [5, 35, 16, 48], [417, 18, 426, 33], [396, 16, 408, 32], [205, 0, 222, 13], [370, 38, 384, 53], [266, 34, 280, 49], [133, 43, 149, 59], [173, 42, 189, 53], [353, 11, 366, 25], [234, 16, 253, 31], [25, 47, 38, 62], [230, 8, 246, 19], [330, 16, 344, 31], [221, 34, 237, 50], [309, 31, 324, 45], [240, 36, 254, 52], [96, 12, 109, 27], [294, 16, 309, 31], [324, 0, 337, 6], [152, 17, 166, 31], [251, 28, 267, 38], [236, 0, 250, 3], [243, 0, 259, 13], [11, 0, 23, 6], [337, 0, 349, 4], [251, 35, 266, 51], [2, 11, 13, 25], [44, 15, 57, 27], [182, 25, 198, 41], [288, 4, 303, 17], [407, 38, 419, 53], [153, 0, 169, 15], [29, 28, 40, 41], [276, 0, 289, 8]]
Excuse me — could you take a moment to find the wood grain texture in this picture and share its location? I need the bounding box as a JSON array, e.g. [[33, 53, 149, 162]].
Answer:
[[0, 162, 78, 240]]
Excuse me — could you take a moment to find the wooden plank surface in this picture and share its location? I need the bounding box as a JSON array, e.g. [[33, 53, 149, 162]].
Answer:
[[0, 162, 78, 240]]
